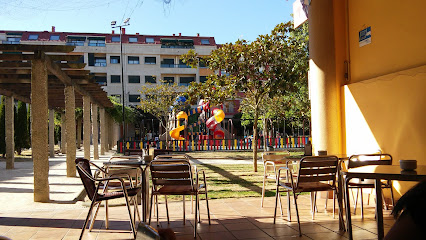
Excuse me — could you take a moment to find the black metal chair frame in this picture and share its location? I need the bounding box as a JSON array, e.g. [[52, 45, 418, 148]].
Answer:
[[148, 158, 210, 238], [75, 158, 141, 240], [346, 153, 395, 218], [273, 156, 339, 236]]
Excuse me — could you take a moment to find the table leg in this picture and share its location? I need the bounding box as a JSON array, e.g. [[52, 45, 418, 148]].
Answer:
[[375, 179, 384, 240], [344, 176, 353, 240]]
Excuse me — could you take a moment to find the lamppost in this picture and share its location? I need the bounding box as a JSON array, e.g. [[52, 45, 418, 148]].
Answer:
[[111, 18, 130, 153]]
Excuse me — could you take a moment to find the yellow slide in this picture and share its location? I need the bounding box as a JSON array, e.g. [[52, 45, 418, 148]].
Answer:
[[169, 111, 188, 140]]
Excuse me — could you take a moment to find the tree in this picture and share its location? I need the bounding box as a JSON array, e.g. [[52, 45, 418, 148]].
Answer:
[[15, 101, 30, 154], [138, 82, 187, 143], [181, 21, 309, 171]]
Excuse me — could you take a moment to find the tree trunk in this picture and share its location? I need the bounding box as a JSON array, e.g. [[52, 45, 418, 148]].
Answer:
[[262, 117, 268, 150], [252, 109, 259, 172]]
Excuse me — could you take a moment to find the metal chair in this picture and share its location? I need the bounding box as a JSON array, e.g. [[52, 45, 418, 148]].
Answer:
[[274, 156, 339, 236], [149, 159, 210, 238], [261, 151, 290, 208], [75, 158, 141, 240], [346, 153, 395, 218]]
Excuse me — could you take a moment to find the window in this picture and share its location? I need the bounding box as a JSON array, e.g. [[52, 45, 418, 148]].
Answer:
[[28, 34, 38, 40], [110, 75, 121, 83], [88, 37, 106, 46], [129, 37, 137, 43], [4, 37, 21, 44], [178, 59, 191, 68], [201, 39, 210, 45], [128, 75, 140, 83], [200, 76, 208, 83], [161, 59, 175, 68], [66, 36, 85, 46], [110, 56, 120, 64], [145, 75, 156, 83], [94, 57, 107, 67], [146, 37, 154, 43], [129, 94, 140, 103], [111, 36, 120, 42], [95, 76, 107, 86], [144, 57, 156, 65], [179, 77, 195, 86], [128, 56, 139, 64], [50, 35, 60, 40], [163, 77, 175, 84]]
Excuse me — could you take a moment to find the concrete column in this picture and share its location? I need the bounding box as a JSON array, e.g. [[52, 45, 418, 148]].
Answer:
[[99, 107, 106, 155], [92, 104, 99, 160], [76, 119, 82, 149], [31, 57, 49, 202], [60, 112, 66, 154], [108, 115, 113, 150], [308, 0, 341, 155], [5, 96, 14, 169], [65, 85, 76, 177], [48, 109, 55, 157], [83, 96, 91, 160]]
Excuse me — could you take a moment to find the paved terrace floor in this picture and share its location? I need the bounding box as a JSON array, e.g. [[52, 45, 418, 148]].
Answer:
[[0, 148, 395, 239]]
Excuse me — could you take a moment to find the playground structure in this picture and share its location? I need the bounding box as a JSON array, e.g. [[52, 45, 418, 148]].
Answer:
[[169, 99, 226, 141]]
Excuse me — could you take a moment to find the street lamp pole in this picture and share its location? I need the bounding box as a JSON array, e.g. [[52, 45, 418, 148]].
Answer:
[[111, 18, 130, 153]]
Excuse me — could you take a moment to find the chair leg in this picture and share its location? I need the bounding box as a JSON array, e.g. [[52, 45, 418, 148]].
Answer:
[[149, 193, 154, 225], [89, 202, 101, 231], [354, 188, 359, 214], [80, 200, 97, 240], [123, 193, 137, 239], [312, 192, 317, 220], [287, 190, 291, 222], [273, 185, 279, 224], [194, 194, 198, 238], [165, 196, 170, 224], [156, 195, 159, 226], [261, 173, 266, 207], [333, 190, 336, 219], [197, 196, 201, 223], [382, 190, 388, 210], [205, 191, 211, 225], [390, 184, 395, 208], [360, 189, 364, 218], [105, 199, 109, 229], [293, 193, 302, 237], [183, 196, 186, 225]]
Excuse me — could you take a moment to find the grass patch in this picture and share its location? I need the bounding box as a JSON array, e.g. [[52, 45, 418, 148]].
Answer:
[[164, 164, 283, 200], [186, 150, 304, 160]]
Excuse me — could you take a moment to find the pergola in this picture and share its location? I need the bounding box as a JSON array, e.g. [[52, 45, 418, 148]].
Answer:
[[0, 44, 113, 202]]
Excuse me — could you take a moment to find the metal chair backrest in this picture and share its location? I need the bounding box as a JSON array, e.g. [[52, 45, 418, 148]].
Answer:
[[150, 160, 193, 189], [295, 156, 339, 189], [348, 153, 392, 169], [75, 158, 97, 200], [154, 154, 189, 160]]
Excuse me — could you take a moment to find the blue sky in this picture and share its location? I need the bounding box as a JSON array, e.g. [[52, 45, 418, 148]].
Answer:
[[0, 0, 294, 44]]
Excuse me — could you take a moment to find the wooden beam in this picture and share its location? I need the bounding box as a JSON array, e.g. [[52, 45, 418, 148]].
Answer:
[[0, 54, 82, 61], [0, 62, 86, 69], [0, 44, 75, 53], [42, 54, 107, 107]]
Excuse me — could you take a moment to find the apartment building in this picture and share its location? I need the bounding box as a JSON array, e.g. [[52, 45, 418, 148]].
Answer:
[[0, 28, 240, 139], [0, 27, 219, 106]]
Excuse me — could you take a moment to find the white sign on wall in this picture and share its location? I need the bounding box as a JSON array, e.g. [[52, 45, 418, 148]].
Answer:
[[359, 26, 372, 47]]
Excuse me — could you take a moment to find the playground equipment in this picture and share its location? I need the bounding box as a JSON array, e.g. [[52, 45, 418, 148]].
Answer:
[[169, 99, 225, 140]]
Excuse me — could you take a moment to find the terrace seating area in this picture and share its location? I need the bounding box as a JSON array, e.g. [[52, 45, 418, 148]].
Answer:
[[0, 148, 397, 240]]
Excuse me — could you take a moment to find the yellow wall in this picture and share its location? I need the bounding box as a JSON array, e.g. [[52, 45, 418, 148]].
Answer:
[[344, 0, 426, 195], [348, 0, 426, 82]]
